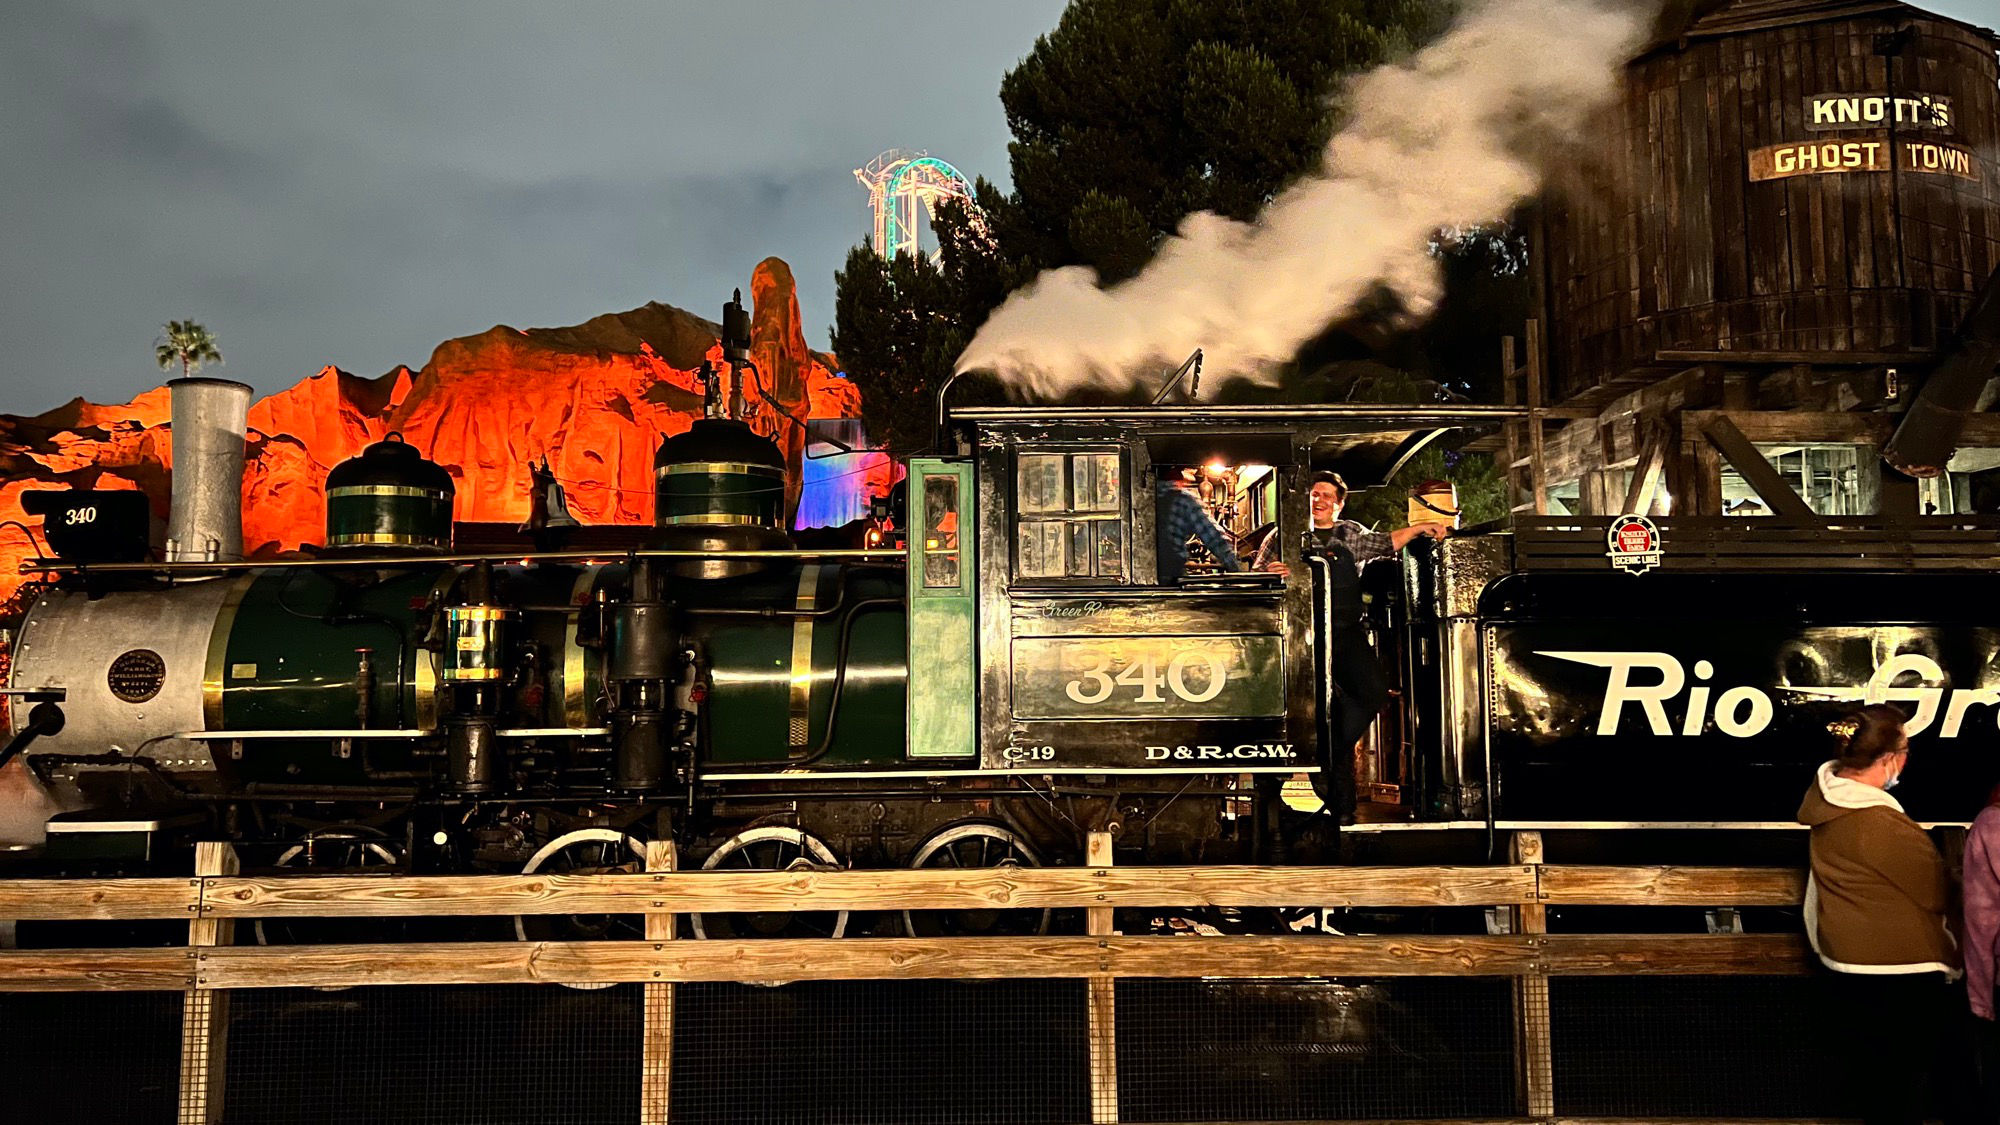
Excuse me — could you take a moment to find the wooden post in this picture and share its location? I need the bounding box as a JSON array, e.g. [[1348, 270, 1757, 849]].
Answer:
[[1085, 830, 1118, 1124], [179, 841, 238, 1125], [641, 839, 677, 1125], [1511, 831, 1554, 1120], [1525, 320, 1550, 516], [1502, 335, 1523, 513]]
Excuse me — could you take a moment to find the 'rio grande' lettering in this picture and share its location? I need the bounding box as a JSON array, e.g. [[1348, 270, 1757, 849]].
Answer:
[[1538, 650, 2000, 739]]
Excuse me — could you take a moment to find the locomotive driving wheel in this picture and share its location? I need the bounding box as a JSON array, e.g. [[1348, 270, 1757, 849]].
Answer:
[[902, 822, 1051, 938], [513, 827, 647, 991], [690, 826, 849, 941], [253, 828, 402, 948], [254, 827, 402, 992]]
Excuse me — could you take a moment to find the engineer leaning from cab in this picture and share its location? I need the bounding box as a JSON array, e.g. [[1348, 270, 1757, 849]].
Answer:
[[1251, 471, 1449, 577], [1253, 473, 1450, 822]]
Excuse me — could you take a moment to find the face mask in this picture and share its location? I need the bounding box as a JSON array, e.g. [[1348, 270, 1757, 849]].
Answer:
[[1884, 772, 1901, 791]]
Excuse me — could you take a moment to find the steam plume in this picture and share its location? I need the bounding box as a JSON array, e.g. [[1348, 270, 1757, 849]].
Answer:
[[0, 760, 61, 846], [956, 0, 1652, 396]]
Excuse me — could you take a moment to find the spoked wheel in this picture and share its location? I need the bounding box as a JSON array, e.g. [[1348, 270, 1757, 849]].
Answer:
[[513, 828, 647, 991], [902, 822, 1050, 939], [253, 829, 402, 948], [690, 826, 848, 941]]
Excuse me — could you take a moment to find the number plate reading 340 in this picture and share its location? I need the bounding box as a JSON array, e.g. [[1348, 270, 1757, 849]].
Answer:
[[1010, 636, 1283, 720]]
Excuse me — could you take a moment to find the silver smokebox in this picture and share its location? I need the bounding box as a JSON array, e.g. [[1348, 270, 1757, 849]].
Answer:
[[164, 376, 253, 562]]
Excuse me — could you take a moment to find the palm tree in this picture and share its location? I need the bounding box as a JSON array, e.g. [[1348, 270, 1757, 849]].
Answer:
[[155, 320, 223, 378]]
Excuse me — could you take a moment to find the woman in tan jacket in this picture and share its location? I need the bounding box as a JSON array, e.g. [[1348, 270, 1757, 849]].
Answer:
[[1798, 703, 1964, 1123]]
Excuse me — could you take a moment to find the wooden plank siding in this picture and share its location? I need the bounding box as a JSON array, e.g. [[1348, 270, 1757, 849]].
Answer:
[[1541, 13, 2000, 402]]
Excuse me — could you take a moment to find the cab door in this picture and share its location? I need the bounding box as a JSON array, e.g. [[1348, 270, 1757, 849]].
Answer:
[[906, 459, 976, 758]]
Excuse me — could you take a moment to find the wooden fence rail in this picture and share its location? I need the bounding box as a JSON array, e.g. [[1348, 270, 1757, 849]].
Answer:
[[0, 833, 1822, 1125], [0, 863, 1800, 923]]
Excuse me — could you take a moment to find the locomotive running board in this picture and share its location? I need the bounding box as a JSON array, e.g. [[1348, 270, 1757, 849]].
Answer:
[[699, 765, 1319, 780]]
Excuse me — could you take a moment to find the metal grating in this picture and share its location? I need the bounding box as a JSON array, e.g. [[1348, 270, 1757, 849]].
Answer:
[[1115, 977, 1519, 1122], [1551, 975, 1843, 1119], [221, 984, 640, 1125], [670, 978, 1089, 1124], [0, 990, 183, 1124]]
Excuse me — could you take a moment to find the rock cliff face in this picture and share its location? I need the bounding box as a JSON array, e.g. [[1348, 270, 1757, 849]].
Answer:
[[0, 258, 884, 612]]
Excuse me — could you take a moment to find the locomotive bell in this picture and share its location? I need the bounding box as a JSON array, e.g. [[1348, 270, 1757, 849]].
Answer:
[[650, 417, 792, 578], [324, 433, 457, 553], [1408, 479, 1460, 529]]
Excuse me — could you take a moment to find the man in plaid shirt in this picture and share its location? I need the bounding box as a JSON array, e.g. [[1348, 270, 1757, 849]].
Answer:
[[1154, 471, 1243, 584], [1253, 471, 1447, 822], [1252, 472, 1445, 576]]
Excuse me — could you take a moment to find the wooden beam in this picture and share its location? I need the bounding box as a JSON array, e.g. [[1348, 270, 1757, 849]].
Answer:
[[1656, 349, 1939, 365], [1526, 319, 1549, 516], [195, 864, 1539, 918], [1510, 832, 1554, 1120], [188, 934, 1557, 990], [1502, 335, 1521, 513], [179, 842, 237, 1125], [1086, 831, 1118, 1124], [1538, 866, 1805, 906], [1540, 933, 1810, 975], [1621, 423, 1668, 515], [1700, 415, 1817, 521], [0, 878, 202, 921], [0, 948, 194, 991], [640, 840, 676, 1125], [1688, 410, 1894, 446]]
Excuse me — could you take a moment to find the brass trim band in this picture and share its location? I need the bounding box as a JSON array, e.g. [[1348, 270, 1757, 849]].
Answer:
[[327, 533, 450, 547], [440, 668, 504, 682], [659, 513, 766, 526], [788, 565, 821, 748], [564, 564, 603, 729], [657, 461, 785, 478], [327, 484, 454, 500], [445, 606, 512, 622], [416, 643, 439, 731], [201, 574, 258, 731]]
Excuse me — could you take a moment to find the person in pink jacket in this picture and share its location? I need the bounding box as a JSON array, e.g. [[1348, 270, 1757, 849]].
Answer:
[[1965, 784, 2000, 1117]]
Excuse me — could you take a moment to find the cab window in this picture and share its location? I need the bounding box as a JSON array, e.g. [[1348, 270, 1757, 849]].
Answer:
[[921, 474, 961, 588], [1014, 450, 1125, 582]]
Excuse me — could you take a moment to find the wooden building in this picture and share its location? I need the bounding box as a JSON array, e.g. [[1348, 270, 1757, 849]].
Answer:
[[1515, 0, 2000, 519]]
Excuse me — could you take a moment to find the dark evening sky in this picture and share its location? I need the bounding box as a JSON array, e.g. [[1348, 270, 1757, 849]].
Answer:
[[2, 0, 1991, 412], [0, 0, 1069, 409]]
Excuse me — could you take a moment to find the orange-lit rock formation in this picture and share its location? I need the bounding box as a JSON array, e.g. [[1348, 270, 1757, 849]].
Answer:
[[0, 258, 880, 611]]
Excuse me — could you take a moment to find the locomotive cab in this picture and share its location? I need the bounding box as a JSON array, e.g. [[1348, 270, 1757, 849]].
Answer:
[[947, 404, 1515, 819]]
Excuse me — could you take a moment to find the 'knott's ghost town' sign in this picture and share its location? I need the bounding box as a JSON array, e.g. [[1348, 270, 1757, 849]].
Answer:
[[1746, 88, 1979, 184], [1804, 92, 1952, 130], [1749, 134, 1979, 182]]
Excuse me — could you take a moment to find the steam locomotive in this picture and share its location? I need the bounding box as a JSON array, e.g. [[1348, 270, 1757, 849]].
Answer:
[[7, 346, 2000, 932]]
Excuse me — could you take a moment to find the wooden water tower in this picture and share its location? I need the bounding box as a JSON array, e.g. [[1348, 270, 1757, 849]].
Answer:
[[1521, 0, 2000, 518]]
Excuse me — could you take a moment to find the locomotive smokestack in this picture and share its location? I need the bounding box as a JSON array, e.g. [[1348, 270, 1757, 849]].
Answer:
[[164, 376, 253, 562]]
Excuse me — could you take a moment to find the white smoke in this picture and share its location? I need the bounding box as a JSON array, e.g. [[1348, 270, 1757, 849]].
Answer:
[[0, 759, 60, 846], [956, 0, 1654, 396]]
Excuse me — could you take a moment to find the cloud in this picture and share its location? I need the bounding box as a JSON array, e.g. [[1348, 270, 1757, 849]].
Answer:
[[0, 0, 1068, 409]]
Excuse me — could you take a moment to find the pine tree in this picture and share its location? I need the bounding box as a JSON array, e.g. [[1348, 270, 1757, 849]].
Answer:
[[833, 0, 1477, 447]]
